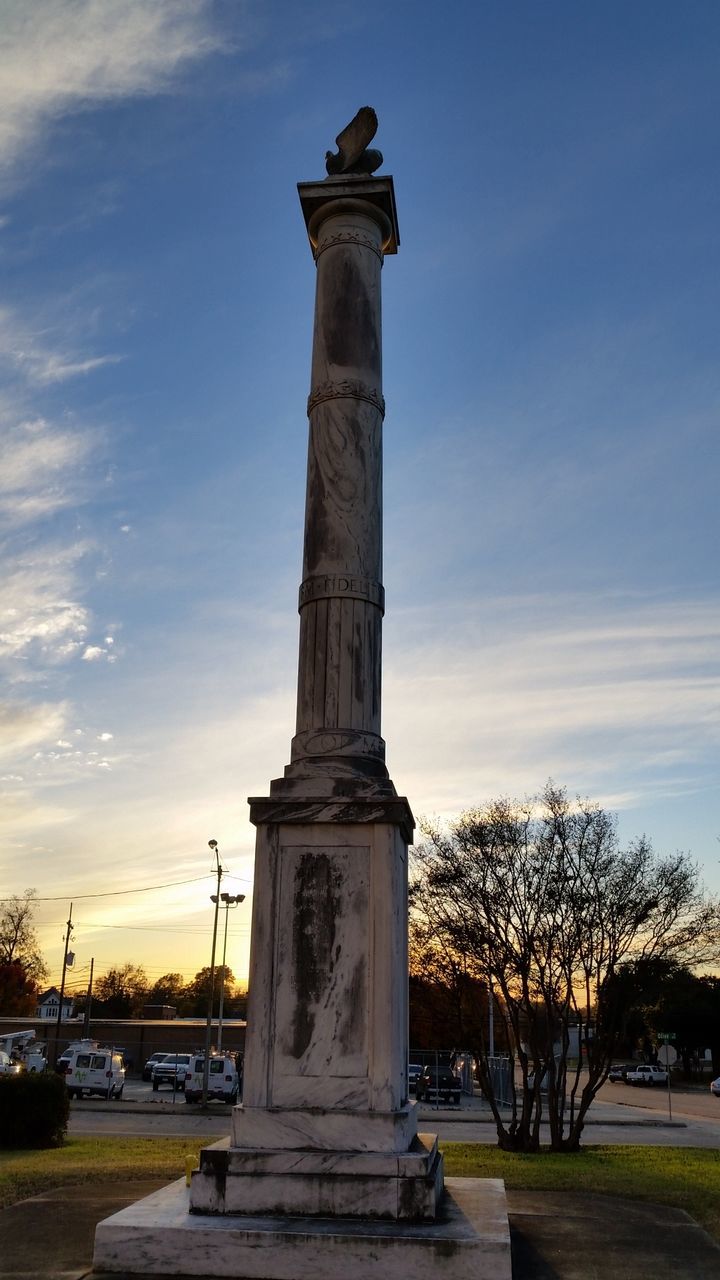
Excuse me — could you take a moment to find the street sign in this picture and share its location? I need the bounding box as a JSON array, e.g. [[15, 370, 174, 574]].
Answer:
[[657, 1044, 678, 1066], [657, 1033, 675, 1042]]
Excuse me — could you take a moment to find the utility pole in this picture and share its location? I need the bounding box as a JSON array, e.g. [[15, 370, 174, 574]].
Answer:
[[53, 903, 74, 1064], [83, 957, 94, 1038], [202, 841, 223, 1106]]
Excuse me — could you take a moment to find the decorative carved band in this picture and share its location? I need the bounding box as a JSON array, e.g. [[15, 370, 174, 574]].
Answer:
[[291, 728, 386, 761], [314, 229, 383, 263], [307, 379, 385, 417], [299, 574, 385, 612]]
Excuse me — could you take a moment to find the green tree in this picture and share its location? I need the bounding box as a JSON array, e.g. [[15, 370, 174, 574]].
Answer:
[[409, 917, 506, 1054], [183, 966, 236, 1017], [412, 782, 720, 1153], [147, 973, 186, 1008], [623, 963, 720, 1078], [94, 964, 149, 1018]]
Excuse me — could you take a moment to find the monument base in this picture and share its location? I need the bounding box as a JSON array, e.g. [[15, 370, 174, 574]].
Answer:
[[93, 1175, 512, 1280], [190, 1132, 443, 1220]]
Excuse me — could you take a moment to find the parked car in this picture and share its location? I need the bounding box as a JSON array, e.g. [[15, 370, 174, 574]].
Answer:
[[608, 1063, 637, 1082], [625, 1064, 668, 1086], [710, 1077, 720, 1097], [183, 1054, 239, 1104], [61, 1046, 125, 1099], [0, 1050, 21, 1075], [142, 1052, 169, 1082], [408, 1063, 423, 1093], [415, 1066, 461, 1106], [151, 1052, 192, 1091]]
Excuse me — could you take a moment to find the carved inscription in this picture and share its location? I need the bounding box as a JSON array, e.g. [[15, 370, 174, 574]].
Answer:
[[299, 573, 384, 610]]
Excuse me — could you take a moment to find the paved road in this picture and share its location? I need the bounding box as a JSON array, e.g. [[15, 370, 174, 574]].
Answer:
[[597, 1076, 720, 1121], [67, 1077, 720, 1147]]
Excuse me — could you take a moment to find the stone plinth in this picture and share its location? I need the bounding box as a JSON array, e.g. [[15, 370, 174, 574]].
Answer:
[[190, 1134, 443, 1221], [93, 1176, 512, 1280]]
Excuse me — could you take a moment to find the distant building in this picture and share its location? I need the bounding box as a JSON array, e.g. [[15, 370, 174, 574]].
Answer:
[[142, 1004, 177, 1020], [36, 988, 75, 1020]]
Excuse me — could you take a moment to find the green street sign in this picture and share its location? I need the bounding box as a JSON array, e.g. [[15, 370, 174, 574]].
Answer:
[[657, 1033, 675, 1042]]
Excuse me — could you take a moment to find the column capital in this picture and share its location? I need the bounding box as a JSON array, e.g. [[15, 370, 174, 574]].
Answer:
[[298, 174, 400, 256]]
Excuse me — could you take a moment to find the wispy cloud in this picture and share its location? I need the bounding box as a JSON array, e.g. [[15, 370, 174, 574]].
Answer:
[[0, 0, 224, 188], [0, 417, 97, 529], [0, 699, 69, 763], [384, 593, 720, 818], [0, 542, 91, 670], [0, 303, 121, 390]]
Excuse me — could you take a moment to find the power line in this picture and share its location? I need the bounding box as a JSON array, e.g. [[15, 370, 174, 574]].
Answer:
[[63, 922, 250, 934], [0, 874, 248, 904], [2, 873, 252, 906]]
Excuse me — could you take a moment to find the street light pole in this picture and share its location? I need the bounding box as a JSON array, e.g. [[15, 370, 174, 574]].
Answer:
[[202, 841, 223, 1107], [216, 892, 245, 1052]]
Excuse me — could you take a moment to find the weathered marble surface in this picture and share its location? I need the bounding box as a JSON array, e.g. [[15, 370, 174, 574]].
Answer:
[[269, 179, 400, 799], [190, 1134, 444, 1220], [94, 1176, 512, 1280], [238, 821, 411, 1131]]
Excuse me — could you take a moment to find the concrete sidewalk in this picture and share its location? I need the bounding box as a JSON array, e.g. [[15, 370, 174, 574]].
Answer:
[[2, 1178, 719, 1280]]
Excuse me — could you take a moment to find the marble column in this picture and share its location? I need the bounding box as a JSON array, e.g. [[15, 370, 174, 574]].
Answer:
[[284, 182, 394, 797], [187, 176, 443, 1219]]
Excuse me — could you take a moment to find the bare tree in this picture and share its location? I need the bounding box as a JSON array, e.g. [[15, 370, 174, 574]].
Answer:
[[411, 782, 720, 1152]]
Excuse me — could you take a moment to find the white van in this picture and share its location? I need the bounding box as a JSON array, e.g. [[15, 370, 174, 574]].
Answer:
[[62, 1045, 125, 1099], [183, 1054, 239, 1104]]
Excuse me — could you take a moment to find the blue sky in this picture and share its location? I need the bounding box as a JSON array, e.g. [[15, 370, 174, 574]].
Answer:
[[1, 0, 718, 991]]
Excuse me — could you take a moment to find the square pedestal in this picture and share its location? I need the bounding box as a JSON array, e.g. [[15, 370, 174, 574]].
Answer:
[[190, 1132, 443, 1221], [93, 1175, 512, 1280]]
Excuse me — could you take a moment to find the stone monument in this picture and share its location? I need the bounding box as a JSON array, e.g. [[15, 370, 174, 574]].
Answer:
[[93, 108, 511, 1280]]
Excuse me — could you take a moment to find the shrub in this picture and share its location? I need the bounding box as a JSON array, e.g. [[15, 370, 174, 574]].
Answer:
[[0, 1072, 69, 1148]]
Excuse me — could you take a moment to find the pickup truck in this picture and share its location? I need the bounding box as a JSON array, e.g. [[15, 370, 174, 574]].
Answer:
[[151, 1052, 193, 1091], [625, 1064, 668, 1086]]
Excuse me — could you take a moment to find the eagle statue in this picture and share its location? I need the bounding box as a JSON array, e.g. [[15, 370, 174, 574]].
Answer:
[[325, 106, 383, 176]]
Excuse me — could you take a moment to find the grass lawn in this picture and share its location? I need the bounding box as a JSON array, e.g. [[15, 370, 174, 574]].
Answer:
[[1, 1137, 718, 1247], [442, 1142, 720, 1242], [0, 1136, 215, 1210]]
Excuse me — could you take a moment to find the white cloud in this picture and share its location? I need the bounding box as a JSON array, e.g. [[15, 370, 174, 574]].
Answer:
[[97, 732, 113, 741], [0, 543, 91, 667], [0, 1, 223, 186], [81, 645, 106, 662]]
